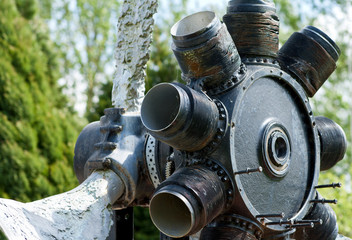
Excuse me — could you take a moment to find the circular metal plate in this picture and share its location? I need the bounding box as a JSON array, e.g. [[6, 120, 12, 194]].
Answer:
[[230, 68, 319, 230]]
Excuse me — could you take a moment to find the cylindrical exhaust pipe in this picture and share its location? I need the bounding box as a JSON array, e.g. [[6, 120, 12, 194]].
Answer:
[[278, 26, 340, 97], [171, 11, 241, 91], [149, 165, 227, 238], [141, 83, 220, 151], [223, 0, 279, 58], [315, 116, 347, 171]]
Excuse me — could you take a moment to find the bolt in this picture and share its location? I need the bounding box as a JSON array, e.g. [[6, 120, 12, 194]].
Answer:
[[287, 223, 314, 229], [295, 219, 322, 225], [217, 128, 225, 134], [315, 183, 342, 189], [310, 198, 337, 204], [235, 166, 263, 175], [217, 170, 224, 176], [212, 164, 219, 171], [221, 176, 229, 182], [102, 158, 112, 168]]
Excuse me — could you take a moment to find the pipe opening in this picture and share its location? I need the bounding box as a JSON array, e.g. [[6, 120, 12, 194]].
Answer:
[[171, 11, 216, 39], [141, 84, 181, 131], [150, 191, 194, 238], [301, 26, 340, 62], [274, 135, 288, 161]]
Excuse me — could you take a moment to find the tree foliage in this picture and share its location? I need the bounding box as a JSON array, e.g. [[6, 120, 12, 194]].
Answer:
[[0, 0, 82, 204], [41, 0, 120, 118]]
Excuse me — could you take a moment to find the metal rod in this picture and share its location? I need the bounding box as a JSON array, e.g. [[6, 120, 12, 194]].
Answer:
[[256, 213, 285, 218], [315, 183, 342, 189], [287, 223, 314, 229], [265, 220, 293, 226], [310, 198, 338, 204], [294, 219, 323, 225], [235, 166, 263, 175]]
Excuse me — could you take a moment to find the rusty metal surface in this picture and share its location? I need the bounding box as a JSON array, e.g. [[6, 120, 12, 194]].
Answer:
[[223, 3, 279, 58], [171, 11, 241, 91], [278, 26, 339, 97]]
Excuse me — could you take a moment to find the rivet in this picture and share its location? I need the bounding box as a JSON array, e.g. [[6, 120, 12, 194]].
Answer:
[[212, 164, 219, 170], [102, 158, 112, 168], [222, 176, 229, 182]]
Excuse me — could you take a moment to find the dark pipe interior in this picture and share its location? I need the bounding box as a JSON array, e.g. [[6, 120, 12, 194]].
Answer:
[[141, 84, 181, 131]]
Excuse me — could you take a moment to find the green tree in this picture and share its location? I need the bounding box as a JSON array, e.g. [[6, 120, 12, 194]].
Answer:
[[41, 0, 120, 118], [0, 0, 82, 204]]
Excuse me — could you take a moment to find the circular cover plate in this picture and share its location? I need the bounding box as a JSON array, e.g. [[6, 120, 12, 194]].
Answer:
[[230, 68, 319, 228]]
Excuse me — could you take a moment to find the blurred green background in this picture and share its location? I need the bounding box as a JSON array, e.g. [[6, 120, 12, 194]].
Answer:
[[0, 0, 351, 239]]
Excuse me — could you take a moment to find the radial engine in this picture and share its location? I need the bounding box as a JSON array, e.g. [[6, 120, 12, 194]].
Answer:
[[74, 1, 347, 239]]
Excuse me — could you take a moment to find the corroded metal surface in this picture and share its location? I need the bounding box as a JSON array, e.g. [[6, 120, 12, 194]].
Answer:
[[171, 11, 241, 91], [112, 0, 158, 112], [223, 0, 279, 58], [278, 27, 339, 97]]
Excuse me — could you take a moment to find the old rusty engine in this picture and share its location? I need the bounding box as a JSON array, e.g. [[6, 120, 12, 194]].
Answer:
[[74, 0, 347, 239]]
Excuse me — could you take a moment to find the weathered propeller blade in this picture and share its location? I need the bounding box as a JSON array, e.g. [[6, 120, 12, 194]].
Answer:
[[112, 0, 158, 112], [0, 171, 123, 239]]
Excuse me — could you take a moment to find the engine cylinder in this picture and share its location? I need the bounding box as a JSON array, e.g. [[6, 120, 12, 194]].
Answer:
[[149, 165, 227, 238], [141, 83, 219, 151], [278, 26, 340, 97], [315, 116, 347, 171], [171, 11, 241, 90], [223, 0, 279, 58]]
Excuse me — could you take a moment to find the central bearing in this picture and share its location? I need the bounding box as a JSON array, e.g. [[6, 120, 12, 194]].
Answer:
[[262, 122, 291, 178]]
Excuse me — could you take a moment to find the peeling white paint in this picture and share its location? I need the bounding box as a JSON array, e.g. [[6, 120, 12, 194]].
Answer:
[[112, 0, 158, 112], [0, 170, 124, 240]]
